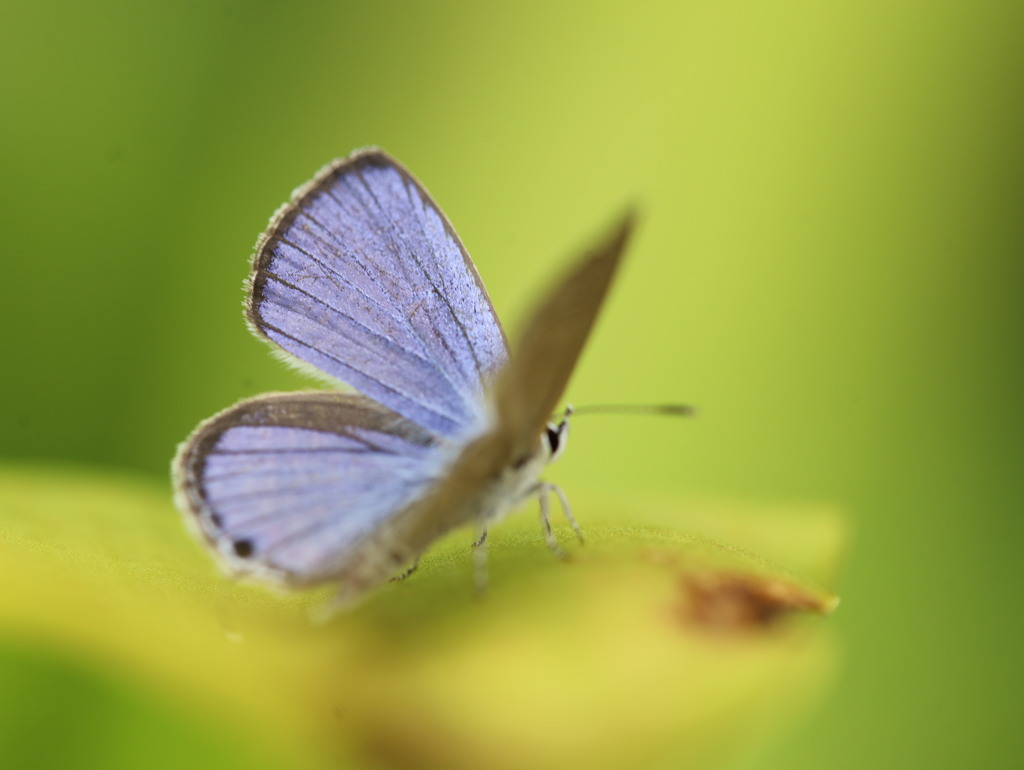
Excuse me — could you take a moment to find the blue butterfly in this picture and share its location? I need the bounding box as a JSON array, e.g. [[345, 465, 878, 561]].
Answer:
[[173, 148, 632, 609]]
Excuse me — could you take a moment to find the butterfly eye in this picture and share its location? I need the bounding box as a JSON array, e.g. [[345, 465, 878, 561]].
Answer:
[[546, 420, 569, 461], [546, 426, 560, 454]]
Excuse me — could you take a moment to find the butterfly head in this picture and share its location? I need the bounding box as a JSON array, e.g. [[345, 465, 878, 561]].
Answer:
[[544, 404, 573, 463]]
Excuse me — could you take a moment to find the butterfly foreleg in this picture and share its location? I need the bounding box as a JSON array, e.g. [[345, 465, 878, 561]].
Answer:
[[536, 483, 567, 559]]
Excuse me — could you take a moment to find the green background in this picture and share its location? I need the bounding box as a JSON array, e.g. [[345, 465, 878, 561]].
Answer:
[[2, 1, 1022, 768]]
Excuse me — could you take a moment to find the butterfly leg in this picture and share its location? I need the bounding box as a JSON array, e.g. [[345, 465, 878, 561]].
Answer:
[[550, 483, 584, 544], [537, 483, 567, 559], [472, 525, 489, 598]]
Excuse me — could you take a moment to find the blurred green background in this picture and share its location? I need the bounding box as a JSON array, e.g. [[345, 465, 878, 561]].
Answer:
[[1, 0, 1022, 768]]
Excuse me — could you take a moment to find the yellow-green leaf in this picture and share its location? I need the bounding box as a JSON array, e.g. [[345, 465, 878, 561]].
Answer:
[[0, 465, 841, 770]]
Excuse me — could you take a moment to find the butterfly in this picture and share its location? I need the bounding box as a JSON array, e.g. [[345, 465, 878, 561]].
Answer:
[[173, 148, 633, 610]]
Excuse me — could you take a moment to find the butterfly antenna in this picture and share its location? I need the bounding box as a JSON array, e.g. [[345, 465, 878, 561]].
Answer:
[[570, 403, 698, 417]]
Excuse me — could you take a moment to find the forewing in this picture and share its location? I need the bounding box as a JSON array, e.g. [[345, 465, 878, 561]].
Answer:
[[247, 149, 508, 438], [491, 212, 634, 459], [173, 391, 446, 587], [389, 214, 636, 551]]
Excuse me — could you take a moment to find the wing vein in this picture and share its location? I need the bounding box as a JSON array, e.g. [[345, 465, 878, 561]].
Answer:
[[241, 321, 462, 431], [298, 190, 474, 404], [348, 167, 480, 388], [262, 270, 441, 373], [401, 171, 488, 377]]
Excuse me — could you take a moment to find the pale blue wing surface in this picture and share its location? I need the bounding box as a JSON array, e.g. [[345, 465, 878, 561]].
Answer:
[[173, 391, 447, 586], [247, 149, 508, 438]]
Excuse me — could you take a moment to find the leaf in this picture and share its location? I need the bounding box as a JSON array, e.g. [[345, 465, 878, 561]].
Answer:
[[0, 465, 841, 770]]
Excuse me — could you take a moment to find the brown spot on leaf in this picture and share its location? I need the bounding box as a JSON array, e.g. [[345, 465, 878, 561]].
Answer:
[[680, 571, 834, 631]]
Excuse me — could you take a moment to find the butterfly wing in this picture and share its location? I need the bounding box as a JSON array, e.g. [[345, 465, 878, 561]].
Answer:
[[383, 214, 636, 552], [248, 148, 508, 438], [492, 213, 634, 458], [178, 141, 631, 600], [173, 391, 447, 587]]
